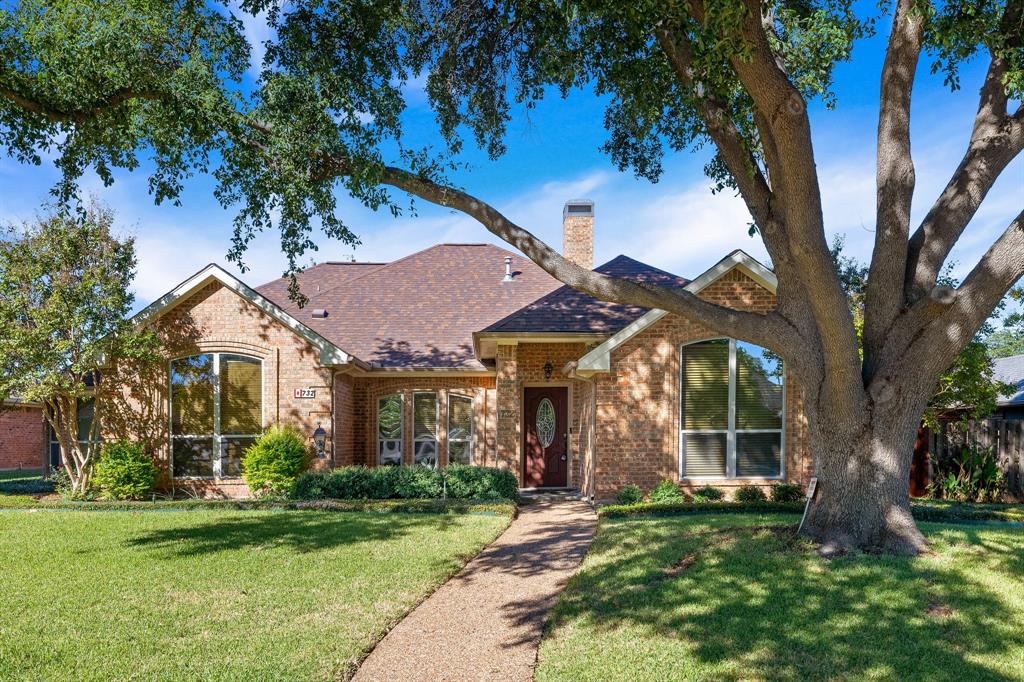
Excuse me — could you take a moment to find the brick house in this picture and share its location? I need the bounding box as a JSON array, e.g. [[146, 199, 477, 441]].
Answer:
[[103, 200, 810, 500], [0, 400, 46, 471]]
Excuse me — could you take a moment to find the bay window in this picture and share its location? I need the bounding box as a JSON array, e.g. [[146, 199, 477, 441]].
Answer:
[[378, 394, 403, 465], [170, 353, 262, 478], [447, 394, 473, 465], [680, 339, 784, 479], [413, 392, 438, 467]]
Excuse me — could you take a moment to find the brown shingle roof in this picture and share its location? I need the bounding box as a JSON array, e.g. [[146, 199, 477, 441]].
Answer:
[[482, 255, 689, 334], [256, 244, 560, 369], [255, 261, 386, 303]]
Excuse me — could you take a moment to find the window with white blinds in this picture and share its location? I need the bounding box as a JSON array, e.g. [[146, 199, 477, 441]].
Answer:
[[447, 394, 473, 465], [170, 353, 263, 478], [413, 392, 438, 467], [680, 339, 784, 479]]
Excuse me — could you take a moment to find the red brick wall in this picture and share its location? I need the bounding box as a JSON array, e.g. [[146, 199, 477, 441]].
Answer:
[[0, 404, 45, 470], [103, 281, 335, 496], [593, 269, 811, 499]]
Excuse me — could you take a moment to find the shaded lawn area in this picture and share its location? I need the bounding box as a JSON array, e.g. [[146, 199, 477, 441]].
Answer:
[[536, 514, 1024, 682], [0, 509, 510, 681]]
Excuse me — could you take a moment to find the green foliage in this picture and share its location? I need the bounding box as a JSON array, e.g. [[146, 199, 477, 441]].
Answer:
[[599, 500, 805, 518], [648, 479, 685, 504], [0, 472, 54, 495], [770, 482, 805, 503], [291, 465, 519, 501], [985, 329, 1024, 359], [443, 465, 519, 501], [49, 466, 74, 500], [928, 445, 1006, 503], [692, 486, 724, 503], [92, 440, 158, 500], [0, 203, 158, 495], [734, 484, 767, 502], [242, 425, 311, 497], [615, 484, 643, 506]]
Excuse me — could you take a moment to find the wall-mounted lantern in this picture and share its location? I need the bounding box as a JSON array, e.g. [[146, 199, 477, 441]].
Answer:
[[543, 361, 554, 381], [312, 424, 328, 458]]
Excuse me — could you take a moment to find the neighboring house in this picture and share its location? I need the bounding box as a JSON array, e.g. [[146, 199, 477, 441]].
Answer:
[[993, 354, 1024, 420], [0, 399, 46, 471], [100, 200, 811, 500]]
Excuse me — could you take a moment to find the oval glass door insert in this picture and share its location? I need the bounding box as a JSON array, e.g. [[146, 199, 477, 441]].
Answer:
[[536, 398, 556, 448]]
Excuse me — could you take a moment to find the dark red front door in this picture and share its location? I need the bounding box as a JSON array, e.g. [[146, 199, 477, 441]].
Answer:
[[523, 387, 568, 487]]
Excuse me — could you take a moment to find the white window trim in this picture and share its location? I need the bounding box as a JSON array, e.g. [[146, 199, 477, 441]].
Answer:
[[377, 394, 405, 466], [447, 393, 474, 465], [679, 338, 786, 481], [169, 353, 264, 480]]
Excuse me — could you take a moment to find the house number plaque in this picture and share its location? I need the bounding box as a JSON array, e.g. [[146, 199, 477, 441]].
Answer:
[[293, 388, 316, 399]]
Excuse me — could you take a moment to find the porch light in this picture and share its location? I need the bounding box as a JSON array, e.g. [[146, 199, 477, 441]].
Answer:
[[312, 424, 328, 458], [543, 362, 554, 381]]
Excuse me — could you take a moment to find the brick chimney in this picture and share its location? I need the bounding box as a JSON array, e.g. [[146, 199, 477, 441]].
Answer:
[[562, 200, 594, 269]]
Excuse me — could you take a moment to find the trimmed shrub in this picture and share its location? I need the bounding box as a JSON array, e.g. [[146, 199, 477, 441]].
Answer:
[[291, 465, 519, 501], [648, 479, 685, 503], [692, 485, 724, 503], [92, 441, 159, 500], [50, 466, 74, 499], [616, 484, 643, 505], [771, 483, 804, 503], [242, 425, 311, 497], [443, 465, 519, 501], [734, 484, 767, 503], [0, 476, 54, 496]]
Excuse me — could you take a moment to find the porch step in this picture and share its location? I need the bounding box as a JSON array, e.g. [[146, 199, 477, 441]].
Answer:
[[518, 488, 588, 504]]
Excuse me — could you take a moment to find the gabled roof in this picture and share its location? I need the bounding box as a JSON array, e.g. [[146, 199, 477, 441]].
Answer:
[[255, 261, 386, 303], [480, 255, 689, 335], [994, 354, 1024, 406], [575, 250, 776, 375], [133, 264, 362, 368], [256, 244, 561, 370]]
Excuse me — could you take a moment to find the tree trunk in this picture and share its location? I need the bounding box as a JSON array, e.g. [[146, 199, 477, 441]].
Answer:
[[801, 394, 929, 555]]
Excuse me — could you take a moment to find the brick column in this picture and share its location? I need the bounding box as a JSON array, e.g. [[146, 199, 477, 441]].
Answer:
[[495, 343, 521, 478]]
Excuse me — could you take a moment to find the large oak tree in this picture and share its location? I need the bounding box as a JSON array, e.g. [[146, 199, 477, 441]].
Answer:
[[1, 0, 1021, 552]]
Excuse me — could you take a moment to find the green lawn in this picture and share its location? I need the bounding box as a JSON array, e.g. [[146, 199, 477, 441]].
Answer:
[[536, 513, 1024, 682], [0, 508, 510, 681]]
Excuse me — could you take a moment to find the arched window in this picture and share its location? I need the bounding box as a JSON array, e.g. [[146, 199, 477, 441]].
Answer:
[[447, 394, 473, 465], [170, 353, 262, 478], [378, 394, 403, 465], [680, 339, 784, 479]]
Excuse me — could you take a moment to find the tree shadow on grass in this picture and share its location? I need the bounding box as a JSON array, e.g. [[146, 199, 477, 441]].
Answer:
[[544, 518, 1024, 681], [125, 511, 465, 557]]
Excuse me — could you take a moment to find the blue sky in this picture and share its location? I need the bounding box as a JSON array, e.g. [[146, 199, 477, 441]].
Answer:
[[0, 7, 1021, 312]]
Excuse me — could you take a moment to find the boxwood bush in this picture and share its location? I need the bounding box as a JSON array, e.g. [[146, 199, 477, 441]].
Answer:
[[92, 441, 159, 500], [734, 484, 767, 503], [615, 484, 643, 505], [291, 464, 518, 501], [242, 425, 311, 497], [771, 482, 804, 503], [648, 479, 685, 503]]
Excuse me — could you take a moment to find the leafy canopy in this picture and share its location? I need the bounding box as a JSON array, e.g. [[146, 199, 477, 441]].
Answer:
[[0, 202, 148, 406], [1, 0, 1020, 285]]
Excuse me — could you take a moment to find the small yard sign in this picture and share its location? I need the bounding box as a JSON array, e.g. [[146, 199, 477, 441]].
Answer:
[[293, 388, 316, 399]]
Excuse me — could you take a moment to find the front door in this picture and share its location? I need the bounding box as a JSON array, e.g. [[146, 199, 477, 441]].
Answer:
[[523, 387, 568, 487]]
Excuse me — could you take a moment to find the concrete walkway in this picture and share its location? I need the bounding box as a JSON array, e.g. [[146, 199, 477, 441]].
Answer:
[[353, 495, 597, 682]]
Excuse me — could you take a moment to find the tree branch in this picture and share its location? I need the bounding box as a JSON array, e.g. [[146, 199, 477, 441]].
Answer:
[[0, 85, 166, 125], [911, 208, 1024, 375], [904, 0, 1024, 299], [371, 163, 798, 352], [863, 0, 925, 376]]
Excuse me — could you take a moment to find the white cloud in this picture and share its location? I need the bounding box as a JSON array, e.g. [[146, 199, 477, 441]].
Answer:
[[229, 2, 274, 79]]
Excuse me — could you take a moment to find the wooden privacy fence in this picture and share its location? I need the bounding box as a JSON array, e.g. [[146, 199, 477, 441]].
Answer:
[[927, 419, 1024, 498]]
